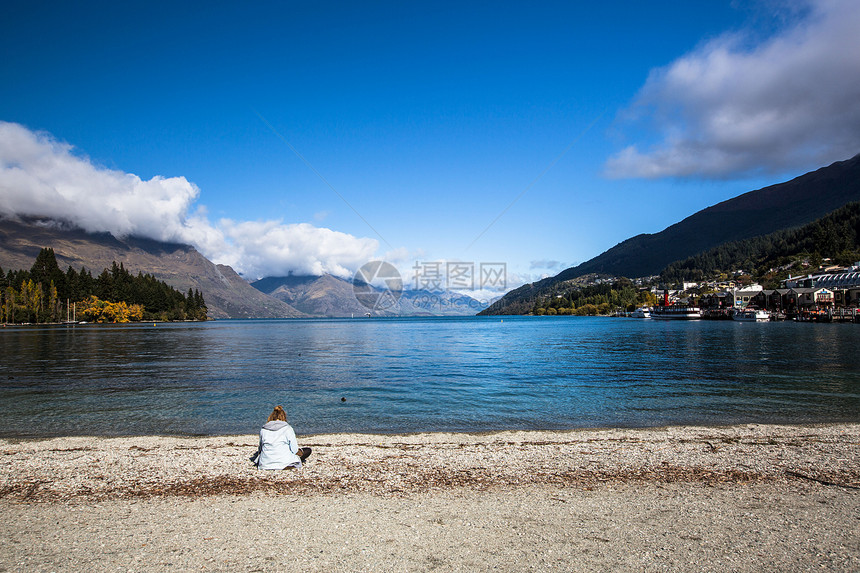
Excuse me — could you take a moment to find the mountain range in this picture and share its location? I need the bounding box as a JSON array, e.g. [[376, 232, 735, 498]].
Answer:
[[483, 153, 860, 315], [0, 217, 304, 319], [250, 275, 489, 317], [0, 218, 486, 318], [4, 154, 859, 318]]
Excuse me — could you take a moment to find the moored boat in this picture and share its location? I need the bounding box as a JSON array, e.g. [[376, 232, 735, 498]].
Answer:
[[631, 307, 651, 318], [650, 305, 702, 320], [651, 289, 701, 320], [732, 308, 770, 322]]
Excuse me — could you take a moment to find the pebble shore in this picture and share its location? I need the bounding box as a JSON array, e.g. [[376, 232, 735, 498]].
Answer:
[[1, 424, 858, 571]]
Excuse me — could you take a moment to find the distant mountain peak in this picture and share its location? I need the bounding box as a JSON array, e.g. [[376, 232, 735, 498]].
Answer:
[[251, 274, 487, 317]]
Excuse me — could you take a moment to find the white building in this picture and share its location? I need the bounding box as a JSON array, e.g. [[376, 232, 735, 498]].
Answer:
[[732, 284, 763, 308]]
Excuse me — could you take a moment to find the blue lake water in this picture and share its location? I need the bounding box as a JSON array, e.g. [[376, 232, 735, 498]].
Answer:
[[2, 316, 859, 437]]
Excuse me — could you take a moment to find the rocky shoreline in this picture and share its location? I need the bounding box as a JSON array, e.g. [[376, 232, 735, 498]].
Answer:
[[1, 424, 858, 571], [2, 423, 858, 502]]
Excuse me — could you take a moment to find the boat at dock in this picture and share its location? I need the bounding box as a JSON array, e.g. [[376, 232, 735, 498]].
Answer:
[[650, 305, 702, 320], [651, 289, 701, 320], [732, 308, 770, 322], [630, 307, 651, 318]]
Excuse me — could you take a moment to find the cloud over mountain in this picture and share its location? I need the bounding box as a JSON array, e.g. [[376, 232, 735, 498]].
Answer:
[[606, 0, 860, 179], [0, 121, 378, 278]]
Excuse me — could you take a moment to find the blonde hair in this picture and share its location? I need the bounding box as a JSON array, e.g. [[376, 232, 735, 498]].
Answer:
[[267, 405, 287, 422]]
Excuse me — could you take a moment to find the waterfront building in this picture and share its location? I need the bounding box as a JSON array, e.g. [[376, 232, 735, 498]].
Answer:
[[789, 287, 834, 309], [781, 270, 860, 310], [753, 289, 792, 311], [732, 284, 764, 308], [700, 291, 733, 309]]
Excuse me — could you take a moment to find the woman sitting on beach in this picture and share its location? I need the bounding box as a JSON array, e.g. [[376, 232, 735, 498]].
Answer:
[[250, 405, 312, 470]]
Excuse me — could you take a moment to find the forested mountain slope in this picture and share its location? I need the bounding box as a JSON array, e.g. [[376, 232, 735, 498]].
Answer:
[[482, 154, 860, 315], [0, 217, 305, 319]]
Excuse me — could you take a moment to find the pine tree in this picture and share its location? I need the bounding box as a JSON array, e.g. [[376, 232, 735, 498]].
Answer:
[[30, 248, 67, 300]]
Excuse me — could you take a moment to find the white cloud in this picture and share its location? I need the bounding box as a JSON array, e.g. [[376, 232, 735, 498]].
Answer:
[[217, 219, 377, 279], [0, 121, 380, 278], [0, 122, 201, 243], [606, 0, 860, 179]]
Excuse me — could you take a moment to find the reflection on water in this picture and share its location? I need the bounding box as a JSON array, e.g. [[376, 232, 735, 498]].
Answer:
[[2, 317, 859, 437]]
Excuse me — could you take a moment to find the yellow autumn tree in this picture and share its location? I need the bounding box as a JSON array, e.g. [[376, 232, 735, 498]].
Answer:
[[79, 295, 144, 323]]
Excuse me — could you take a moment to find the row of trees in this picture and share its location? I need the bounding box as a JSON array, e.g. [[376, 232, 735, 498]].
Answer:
[[1, 248, 207, 323], [532, 279, 657, 316]]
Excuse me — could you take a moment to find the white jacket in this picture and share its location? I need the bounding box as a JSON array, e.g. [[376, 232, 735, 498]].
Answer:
[[251, 420, 302, 470]]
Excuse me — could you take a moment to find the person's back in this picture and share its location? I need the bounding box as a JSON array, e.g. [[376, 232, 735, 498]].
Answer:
[[251, 405, 311, 470], [257, 419, 302, 469]]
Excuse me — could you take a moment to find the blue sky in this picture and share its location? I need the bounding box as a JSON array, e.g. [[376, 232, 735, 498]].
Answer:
[[2, 1, 860, 296]]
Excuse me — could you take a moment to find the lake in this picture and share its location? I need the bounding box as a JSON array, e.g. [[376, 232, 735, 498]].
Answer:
[[2, 316, 859, 437]]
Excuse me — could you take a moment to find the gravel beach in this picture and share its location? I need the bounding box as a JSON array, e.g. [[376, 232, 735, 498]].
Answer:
[[1, 424, 858, 571]]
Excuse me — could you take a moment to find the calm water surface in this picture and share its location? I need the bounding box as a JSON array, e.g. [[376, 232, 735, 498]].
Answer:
[[2, 316, 859, 437]]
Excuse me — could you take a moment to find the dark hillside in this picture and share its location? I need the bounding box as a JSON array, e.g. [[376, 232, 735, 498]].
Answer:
[[483, 154, 860, 315], [563, 154, 860, 280], [660, 201, 860, 285]]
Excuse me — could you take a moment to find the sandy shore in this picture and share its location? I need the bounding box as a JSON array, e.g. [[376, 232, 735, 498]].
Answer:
[[1, 424, 859, 571]]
